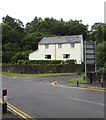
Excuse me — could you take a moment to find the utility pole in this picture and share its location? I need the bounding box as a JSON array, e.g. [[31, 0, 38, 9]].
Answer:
[[84, 41, 87, 77], [94, 41, 97, 72]]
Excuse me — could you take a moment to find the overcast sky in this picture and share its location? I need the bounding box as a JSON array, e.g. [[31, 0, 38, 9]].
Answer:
[[1, 0, 105, 28]]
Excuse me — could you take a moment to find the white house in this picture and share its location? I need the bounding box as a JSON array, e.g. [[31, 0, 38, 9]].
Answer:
[[29, 35, 84, 64]]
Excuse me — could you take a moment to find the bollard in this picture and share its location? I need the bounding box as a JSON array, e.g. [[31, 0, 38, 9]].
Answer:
[[101, 75, 104, 88], [77, 81, 79, 86], [101, 82, 103, 87], [2, 89, 7, 114], [2, 103, 7, 114]]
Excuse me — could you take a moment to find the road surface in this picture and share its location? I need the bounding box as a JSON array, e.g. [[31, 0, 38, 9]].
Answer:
[[2, 75, 104, 118]]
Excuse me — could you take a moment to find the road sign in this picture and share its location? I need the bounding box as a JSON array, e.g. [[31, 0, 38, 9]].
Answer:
[[84, 41, 96, 76], [84, 41, 96, 64]]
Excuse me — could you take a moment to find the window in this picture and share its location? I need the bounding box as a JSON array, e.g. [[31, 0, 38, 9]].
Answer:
[[45, 44, 49, 49], [70, 43, 75, 48], [58, 44, 62, 48], [63, 54, 70, 59], [45, 55, 51, 59]]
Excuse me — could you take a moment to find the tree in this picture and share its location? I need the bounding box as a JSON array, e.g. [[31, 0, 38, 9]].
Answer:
[[2, 15, 24, 33], [2, 23, 23, 44], [66, 20, 89, 40], [91, 23, 102, 32], [2, 51, 14, 63], [95, 24, 105, 43], [11, 50, 34, 63], [25, 17, 89, 38], [22, 32, 54, 51], [25, 17, 42, 33], [50, 19, 67, 35], [98, 62, 106, 72], [90, 23, 106, 43], [97, 41, 106, 65], [2, 16, 25, 63]]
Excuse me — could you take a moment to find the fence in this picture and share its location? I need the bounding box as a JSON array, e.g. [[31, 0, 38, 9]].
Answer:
[[87, 72, 106, 83]]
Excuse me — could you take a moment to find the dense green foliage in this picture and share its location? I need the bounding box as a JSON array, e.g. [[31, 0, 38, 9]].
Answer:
[[15, 59, 76, 65], [97, 41, 106, 65], [89, 23, 106, 71], [97, 62, 106, 72], [1, 15, 106, 68]]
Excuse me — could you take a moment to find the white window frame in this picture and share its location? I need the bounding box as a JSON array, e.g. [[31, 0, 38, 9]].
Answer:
[[70, 43, 75, 48], [63, 54, 70, 59], [45, 55, 51, 59], [45, 44, 49, 49], [58, 44, 62, 48]]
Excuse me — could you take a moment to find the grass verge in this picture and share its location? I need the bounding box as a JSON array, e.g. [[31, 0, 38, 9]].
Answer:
[[1, 72, 77, 77], [68, 77, 88, 83]]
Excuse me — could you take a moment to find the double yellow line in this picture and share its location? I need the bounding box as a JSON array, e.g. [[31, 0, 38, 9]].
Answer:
[[0, 98, 36, 120], [51, 81, 106, 92]]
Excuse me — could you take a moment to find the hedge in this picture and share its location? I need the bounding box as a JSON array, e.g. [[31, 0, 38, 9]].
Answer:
[[16, 60, 76, 65]]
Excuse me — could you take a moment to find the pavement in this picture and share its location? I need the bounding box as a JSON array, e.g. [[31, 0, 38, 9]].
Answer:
[[0, 102, 19, 120], [49, 74, 106, 91], [2, 110, 18, 120], [52, 81, 106, 90]]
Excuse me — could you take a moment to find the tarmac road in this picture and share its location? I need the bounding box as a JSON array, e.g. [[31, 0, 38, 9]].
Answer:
[[2, 75, 104, 119]]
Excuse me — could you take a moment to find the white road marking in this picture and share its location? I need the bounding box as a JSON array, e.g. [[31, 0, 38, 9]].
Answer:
[[67, 96, 104, 106], [40, 91, 50, 95]]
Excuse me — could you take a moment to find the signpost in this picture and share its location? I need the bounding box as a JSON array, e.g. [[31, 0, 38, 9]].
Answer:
[[84, 41, 96, 77]]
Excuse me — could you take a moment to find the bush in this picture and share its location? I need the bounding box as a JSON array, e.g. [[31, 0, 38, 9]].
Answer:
[[16, 60, 76, 65], [64, 60, 76, 65], [97, 62, 106, 72]]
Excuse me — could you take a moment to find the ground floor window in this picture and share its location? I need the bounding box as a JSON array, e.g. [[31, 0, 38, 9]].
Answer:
[[45, 55, 51, 59], [63, 54, 70, 59]]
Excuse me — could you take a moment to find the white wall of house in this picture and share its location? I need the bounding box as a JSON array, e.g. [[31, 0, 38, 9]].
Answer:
[[29, 41, 83, 64]]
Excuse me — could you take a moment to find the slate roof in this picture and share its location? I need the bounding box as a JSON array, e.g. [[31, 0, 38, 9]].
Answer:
[[39, 35, 83, 44]]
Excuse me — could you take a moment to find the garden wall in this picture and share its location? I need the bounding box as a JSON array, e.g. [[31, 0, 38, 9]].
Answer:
[[2, 64, 97, 74]]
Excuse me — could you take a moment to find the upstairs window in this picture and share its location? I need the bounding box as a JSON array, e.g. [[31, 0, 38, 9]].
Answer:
[[58, 44, 62, 48], [45, 55, 51, 59], [63, 54, 70, 59], [70, 43, 75, 48], [45, 44, 49, 49]]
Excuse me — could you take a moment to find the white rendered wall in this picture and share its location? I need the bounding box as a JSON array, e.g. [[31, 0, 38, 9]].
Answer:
[[29, 42, 83, 64]]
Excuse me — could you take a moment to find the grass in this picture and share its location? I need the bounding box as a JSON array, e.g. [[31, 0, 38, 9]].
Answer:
[[1, 72, 77, 77], [68, 77, 89, 83]]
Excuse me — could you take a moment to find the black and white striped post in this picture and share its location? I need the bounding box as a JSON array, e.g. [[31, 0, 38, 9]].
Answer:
[[2, 89, 7, 114], [77, 81, 79, 86]]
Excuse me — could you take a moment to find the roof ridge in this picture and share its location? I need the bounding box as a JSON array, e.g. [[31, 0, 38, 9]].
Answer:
[[44, 34, 82, 38]]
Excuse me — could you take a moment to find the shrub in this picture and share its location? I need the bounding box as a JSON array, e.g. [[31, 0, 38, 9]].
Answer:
[[97, 62, 106, 72], [16, 60, 76, 65], [17, 60, 24, 64], [64, 60, 76, 65]]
